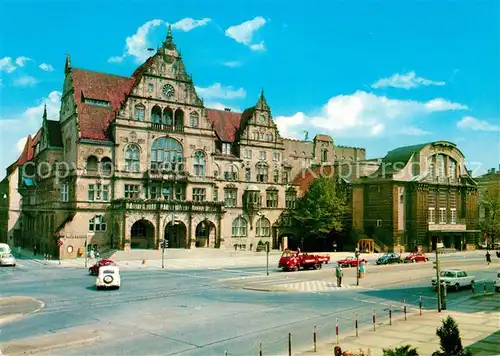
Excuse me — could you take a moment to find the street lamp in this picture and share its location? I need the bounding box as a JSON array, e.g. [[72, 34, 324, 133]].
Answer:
[[435, 244, 442, 312], [265, 241, 270, 276], [355, 247, 360, 286]]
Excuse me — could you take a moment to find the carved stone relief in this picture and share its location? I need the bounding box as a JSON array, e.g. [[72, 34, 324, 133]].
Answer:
[[129, 131, 138, 142]]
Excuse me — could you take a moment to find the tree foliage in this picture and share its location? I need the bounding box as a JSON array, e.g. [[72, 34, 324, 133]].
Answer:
[[479, 181, 500, 242], [289, 176, 349, 240], [382, 345, 419, 356], [432, 316, 472, 356]]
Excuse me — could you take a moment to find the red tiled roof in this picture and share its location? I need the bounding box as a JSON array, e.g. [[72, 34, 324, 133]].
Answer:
[[31, 128, 42, 146], [206, 109, 242, 142], [16, 135, 35, 166], [71, 68, 135, 141], [292, 165, 335, 194]]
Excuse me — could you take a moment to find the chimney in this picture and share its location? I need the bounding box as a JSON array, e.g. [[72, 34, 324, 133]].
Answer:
[[224, 108, 231, 112]]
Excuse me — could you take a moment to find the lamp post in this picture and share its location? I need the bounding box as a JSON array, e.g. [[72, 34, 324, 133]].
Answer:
[[355, 247, 360, 286], [266, 241, 270, 276], [435, 244, 442, 312]]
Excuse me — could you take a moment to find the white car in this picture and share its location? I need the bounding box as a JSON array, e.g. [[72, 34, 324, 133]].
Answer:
[[495, 272, 500, 292], [96, 265, 120, 290], [431, 269, 475, 291], [0, 252, 16, 266]]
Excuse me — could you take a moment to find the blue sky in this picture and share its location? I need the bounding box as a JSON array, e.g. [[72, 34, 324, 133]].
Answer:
[[1, 0, 499, 179]]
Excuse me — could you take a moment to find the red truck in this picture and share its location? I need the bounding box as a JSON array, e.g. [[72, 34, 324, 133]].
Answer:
[[278, 250, 331, 272]]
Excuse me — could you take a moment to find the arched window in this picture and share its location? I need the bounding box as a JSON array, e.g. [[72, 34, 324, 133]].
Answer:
[[232, 217, 247, 237], [151, 106, 162, 123], [89, 215, 107, 232], [100, 157, 113, 175], [427, 157, 435, 178], [174, 109, 184, 128], [86, 156, 98, 173], [163, 107, 173, 125], [189, 111, 199, 128], [125, 145, 140, 172], [448, 157, 457, 179], [134, 105, 145, 121], [321, 149, 328, 163], [193, 151, 206, 176], [256, 217, 271, 237], [150, 137, 183, 171]]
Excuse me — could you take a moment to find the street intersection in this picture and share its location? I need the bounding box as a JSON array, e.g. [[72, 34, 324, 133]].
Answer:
[[0, 251, 498, 356]]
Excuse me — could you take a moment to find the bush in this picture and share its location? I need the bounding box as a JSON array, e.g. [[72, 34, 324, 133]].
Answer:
[[383, 345, 419, 356], [432, 316, 472, 356], [334, 345, 372, 356]]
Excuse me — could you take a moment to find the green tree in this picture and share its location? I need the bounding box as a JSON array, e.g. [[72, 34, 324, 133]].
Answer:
[[383, 345, 419, 356], [289, 176, 349, 240], [479, 181, 500, 247], [432, 316, 472, 356]]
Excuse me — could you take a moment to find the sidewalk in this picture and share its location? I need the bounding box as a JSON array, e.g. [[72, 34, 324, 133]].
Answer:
[[296, 294, 500, 356]]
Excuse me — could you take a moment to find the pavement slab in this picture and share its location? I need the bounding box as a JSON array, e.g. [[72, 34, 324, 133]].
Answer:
[[0, 296, 44, 325]]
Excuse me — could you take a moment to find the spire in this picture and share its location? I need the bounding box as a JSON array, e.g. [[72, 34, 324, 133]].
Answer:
[[64, 54, 71, 74], [256, 88, 270, 112], [163, 24, 176, 50], [42, 103, 47, 122]]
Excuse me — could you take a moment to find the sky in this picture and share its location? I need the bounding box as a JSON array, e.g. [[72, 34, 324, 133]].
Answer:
[[0, 0, 499, 179]]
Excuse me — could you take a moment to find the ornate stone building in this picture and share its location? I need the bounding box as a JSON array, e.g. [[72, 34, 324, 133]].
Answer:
[[350, 141, 480, 253], [9, 27, 364, 258]]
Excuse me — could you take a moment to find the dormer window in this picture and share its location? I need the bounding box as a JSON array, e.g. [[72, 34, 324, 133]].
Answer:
[[84, 98, 110, 108], [222, 143, 231, 155]]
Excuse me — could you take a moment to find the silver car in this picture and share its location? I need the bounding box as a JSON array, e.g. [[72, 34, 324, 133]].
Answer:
[[0, 253, 16, 266]]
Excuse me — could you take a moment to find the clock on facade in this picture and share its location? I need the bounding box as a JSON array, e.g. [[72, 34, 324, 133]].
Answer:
[[259, 114, 266, 124], [162, 84, 175, 98]]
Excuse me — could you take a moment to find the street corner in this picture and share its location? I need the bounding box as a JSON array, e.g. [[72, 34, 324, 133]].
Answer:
[[0, 296, 45, 325]]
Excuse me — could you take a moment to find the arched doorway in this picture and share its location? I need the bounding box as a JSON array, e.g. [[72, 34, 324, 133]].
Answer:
[[165, 221, 187, 248], [130, 219, 155, 249], [195, 220, 216, 248]]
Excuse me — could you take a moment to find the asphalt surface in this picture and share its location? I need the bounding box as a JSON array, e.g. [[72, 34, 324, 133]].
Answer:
[[0, 254, 498, 356]]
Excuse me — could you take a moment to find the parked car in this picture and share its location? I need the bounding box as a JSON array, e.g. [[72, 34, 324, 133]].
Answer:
[[89, 259, 115, 275], [404, 252, 429, 263], [0, 252, 16, 266], [431, 269, 475, 291], [494, 271, 500, 292], [376, 253, 402, 265], [336, 256, 366, 268], [278, 250, 330, 271], [96, 265, 121, 290]]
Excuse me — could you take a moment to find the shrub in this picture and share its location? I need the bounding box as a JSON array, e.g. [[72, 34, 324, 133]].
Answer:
[[432, 316, 472, 356], [383, 345, 419, 356]]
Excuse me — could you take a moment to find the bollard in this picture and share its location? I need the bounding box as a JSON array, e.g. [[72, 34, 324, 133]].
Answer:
[[313, 325, 317, 352], [259, 342, 263, 356], [471, 280, 475, 295], [336, 318, 339, 344], [372, 309, 376, 331], [355, 312, 358, 337], [404, 300, 407, 320], [483, 281, 486, 294], [288, 332, 292, 356], [419, 295, 422, 316], [224, 351, 227, 356], [389, 305, 392, 325]]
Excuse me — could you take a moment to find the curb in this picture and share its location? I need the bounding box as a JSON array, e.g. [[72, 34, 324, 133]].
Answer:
[[0, 299, 45, 326], [1, 332, 100, 356]]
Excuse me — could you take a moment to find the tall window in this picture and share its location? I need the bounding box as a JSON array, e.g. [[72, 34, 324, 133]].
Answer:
[[439, 207, 446, 224], [189, 111, 199, 128], [89, 215, 107, 232], [192, 188, 206, 202], [125, 145, 140, 172], [450, 208, 457, 224], [273, 169, 279, 183], [427, 157, 435, 178], [224, 188, 237, 207], [321, 149, 328, 163], [256, 163, 268, 183], [222, 143, 231, 155], [61, 183, 68, 202], [448, 159, 456, 180], [285, 189, 296, 209], [150, 137, 183, 170], [232, 217, 247, 237], [283, 171, 289, 185], [256, 217, 271, 237], [151, 106, 162, 123], [88, 184, 96, 201], [273, 152, 280, 162], [213, 187, 219, 201], [244, 149, 252, 159], [259, 151, 266, 160], [134, 105, 145, 121], [437, 154, 445, 177], [266, 190, 278, 208], [224, 165, 238, 181], [193, 151, 206, 176], [245, 168, 251, 182], [428, 207, 435, 224]]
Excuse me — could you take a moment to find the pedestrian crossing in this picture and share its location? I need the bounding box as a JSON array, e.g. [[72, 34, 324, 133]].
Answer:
[[220, 274, 358, 293]]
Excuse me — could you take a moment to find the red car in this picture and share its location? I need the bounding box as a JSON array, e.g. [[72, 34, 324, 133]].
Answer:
[[336, 256, 367, 268], [89, 259, 115, 275], [404, 253, 429, 263]]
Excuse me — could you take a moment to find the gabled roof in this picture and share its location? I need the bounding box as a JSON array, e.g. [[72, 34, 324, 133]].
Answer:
[[206, 109, 242, 142], [70, 68, 135, 141], [292, 165, 335, 193]]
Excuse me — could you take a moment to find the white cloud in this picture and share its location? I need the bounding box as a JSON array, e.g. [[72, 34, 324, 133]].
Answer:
[[222, 61, 242, 68], [249, 41, 265, 51], [107, 56, 125, 64], [457, 116, 500, 132], [15, 56, 32, 67], [13, 75, 38, 87], [371, 71, 446, 89], [16, 136, 29, 153], [205, 102, 240, 113], [195, 83, 246, 100], [39, 63, 54, 72], [275, 90, 468, 138], [399, 126, 432, 135], [225, 17, 266, 50], [171, 17, 211, 32], [0, 57, 17, 73]]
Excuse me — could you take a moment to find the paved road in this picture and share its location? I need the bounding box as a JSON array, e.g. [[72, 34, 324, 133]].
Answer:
[[0, 256, 497, 356]]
